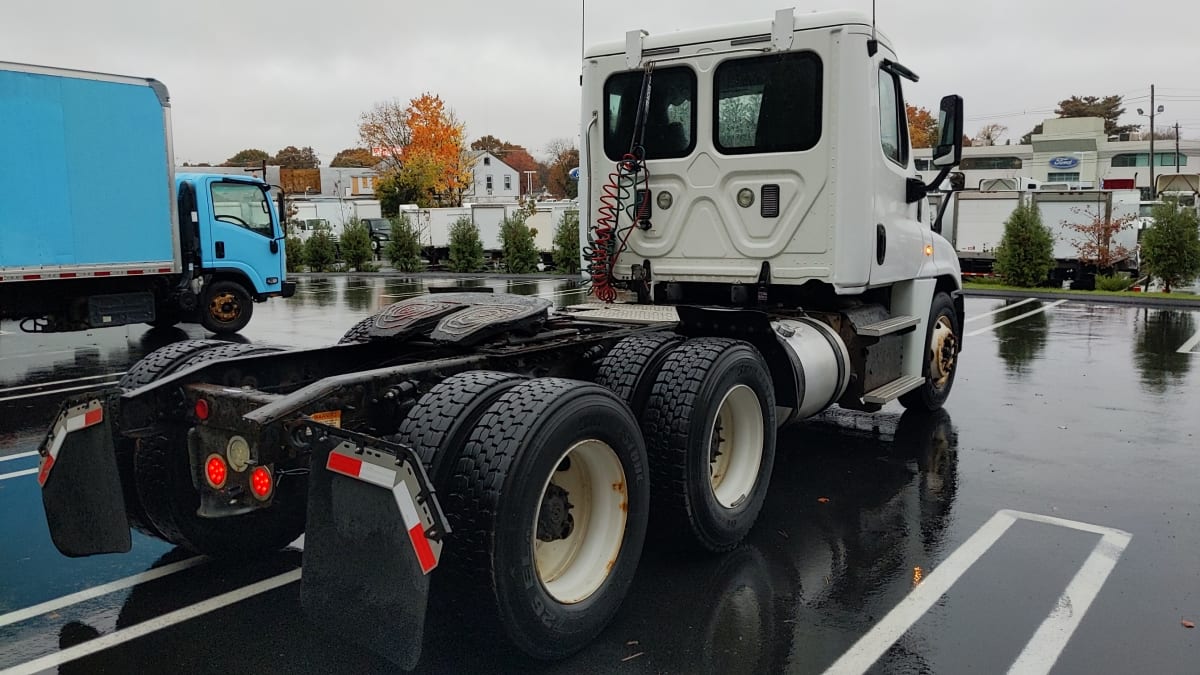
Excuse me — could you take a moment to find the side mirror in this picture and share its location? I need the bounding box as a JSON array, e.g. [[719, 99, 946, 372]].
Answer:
[[932, 94, 964, 168]]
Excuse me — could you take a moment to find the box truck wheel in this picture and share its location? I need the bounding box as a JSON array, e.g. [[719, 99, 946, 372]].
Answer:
[[117, 339, 232, 537], [899, 292, 960, 412], [593, 332, 684, 412], [443, 378, 648, 660], [642, 338, 776, 553], [396, 371, 526, 488], [200, 280, 254, 334]]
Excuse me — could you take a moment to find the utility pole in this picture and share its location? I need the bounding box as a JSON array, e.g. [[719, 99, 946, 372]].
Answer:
[[1149, 84, 1156, 198], [1176, 122, 1182, 173]]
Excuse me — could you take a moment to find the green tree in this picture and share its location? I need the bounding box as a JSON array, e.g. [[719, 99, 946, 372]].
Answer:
[[271, 145, 320, 168], [500, 212, 540, 273], [552, 211, 581, 274], [339, 220, 376, 272], [223, 148, 270, 167], [305, 230, 337, 272], [1140, 200, 1200, 293], [994, 202, 1055, 287], [1055, 95, 1138, 136], [386, 214, 423, 272], [285, 234, 305, 273], [330, 147, 378, 168], [448, 217, 485, 272]]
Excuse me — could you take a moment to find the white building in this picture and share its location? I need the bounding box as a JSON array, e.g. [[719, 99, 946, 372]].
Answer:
[[465, 151, 520, 203], [915, 116, 1198, 198]]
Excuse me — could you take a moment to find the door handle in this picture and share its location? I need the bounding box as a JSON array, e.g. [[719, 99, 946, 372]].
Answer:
[[215, 241, 225, 258]]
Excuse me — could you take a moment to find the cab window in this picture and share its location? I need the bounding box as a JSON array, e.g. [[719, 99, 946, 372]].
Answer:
[[211, 182, 275, 238], [878, 69, 909, 167]]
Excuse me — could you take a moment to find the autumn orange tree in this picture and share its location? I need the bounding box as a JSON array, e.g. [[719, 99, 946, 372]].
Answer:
[[906, 105, 938, 149], [1064, 206, 1136, 271], [403, 93, 474, 206]]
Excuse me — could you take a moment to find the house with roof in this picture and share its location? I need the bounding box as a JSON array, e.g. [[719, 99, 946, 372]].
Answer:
[[465, 151, 520, 203]]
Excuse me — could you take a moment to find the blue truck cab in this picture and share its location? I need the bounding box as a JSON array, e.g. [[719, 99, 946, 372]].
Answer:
[[0, 61, 293, 334]]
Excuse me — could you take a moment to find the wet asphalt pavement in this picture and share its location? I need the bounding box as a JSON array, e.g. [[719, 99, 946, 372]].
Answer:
[[1, 276, 1197, 674]]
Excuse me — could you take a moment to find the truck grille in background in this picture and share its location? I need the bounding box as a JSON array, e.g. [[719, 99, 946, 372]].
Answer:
[[761, 184, 780, 218]]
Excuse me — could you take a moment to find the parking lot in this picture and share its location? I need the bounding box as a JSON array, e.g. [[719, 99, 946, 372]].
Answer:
[[1, 277, 1197, 674]]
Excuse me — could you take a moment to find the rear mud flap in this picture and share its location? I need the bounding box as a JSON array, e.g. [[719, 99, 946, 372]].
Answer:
[[300, 426, 448, 671], [39, 395, 131, 557]]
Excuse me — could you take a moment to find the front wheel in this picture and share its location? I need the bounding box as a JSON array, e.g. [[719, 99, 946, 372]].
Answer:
[[200, 280, 254, 334], [899, 291, 961, 412], [443, 378, 649, 660]]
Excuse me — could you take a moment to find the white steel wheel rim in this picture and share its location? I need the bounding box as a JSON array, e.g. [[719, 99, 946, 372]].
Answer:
[[709, 384, 764, 509], [532, 439, 628, 605], [929, 315, 957, 389]]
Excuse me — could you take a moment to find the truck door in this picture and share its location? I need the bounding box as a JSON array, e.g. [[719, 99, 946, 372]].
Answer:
[[870, 60, 927, 285], [201, 180, 283, 293]]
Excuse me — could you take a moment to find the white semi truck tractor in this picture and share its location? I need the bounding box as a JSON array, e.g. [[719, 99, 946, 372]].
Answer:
[[34, 8, 965, 668]]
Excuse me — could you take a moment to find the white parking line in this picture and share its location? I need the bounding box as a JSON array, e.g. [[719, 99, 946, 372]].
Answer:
[[0, 349, 77, 363], [965, 300, 1068, 337], [1007, 513, 1132, 675], [963, 297, 1038, 324], [0, 556, 207, 628], [0, 372, 126, 395], [0, 451, 38, 463], [0, 330, 11, 336], [0, 380, 121, 404], [0, 568, 301, 675], [822, 509, 1130, 675], [0, 468, 38, 481], [1176, 328, 1200, 354]]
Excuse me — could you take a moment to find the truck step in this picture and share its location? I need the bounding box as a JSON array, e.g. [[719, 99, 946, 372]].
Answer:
[[856, 315, 920, 337], [863, 375, 926, 404]]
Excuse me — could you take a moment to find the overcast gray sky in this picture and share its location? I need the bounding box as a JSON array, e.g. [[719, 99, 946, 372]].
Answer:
[[3, 1, 1198, 164]]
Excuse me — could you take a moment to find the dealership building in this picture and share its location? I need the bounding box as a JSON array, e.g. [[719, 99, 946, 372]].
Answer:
[[914, 116, 1199, 198]]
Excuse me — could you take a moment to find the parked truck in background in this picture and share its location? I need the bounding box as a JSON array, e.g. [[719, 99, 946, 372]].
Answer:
[[34, 9, 966, 668], [945, 188, 1140, 284], [0, 62, 293, 334]]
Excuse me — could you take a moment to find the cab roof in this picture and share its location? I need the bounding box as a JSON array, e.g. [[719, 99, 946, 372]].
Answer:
[[584, 10, 890, 59]]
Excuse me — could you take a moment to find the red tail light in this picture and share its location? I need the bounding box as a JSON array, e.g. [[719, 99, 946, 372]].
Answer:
[[195, 399, 210, 421], [250, 466, 273, 500], [205, 454, 227, 489]]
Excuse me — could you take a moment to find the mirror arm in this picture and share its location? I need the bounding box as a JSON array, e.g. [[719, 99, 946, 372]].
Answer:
[[906, 165, 954, 204]]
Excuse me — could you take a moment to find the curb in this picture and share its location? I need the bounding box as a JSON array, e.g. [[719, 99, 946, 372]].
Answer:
[[963, 287, 1200, 310]]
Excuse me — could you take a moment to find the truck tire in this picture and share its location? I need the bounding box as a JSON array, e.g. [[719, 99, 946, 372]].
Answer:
[[200, 280, 254, 334], [117, 339, 231, 537], [642, 338, 776, 553], [592, 331, 683, 412], [175, 342, 283, 370], [133, 432, 306, 557], [395, 371, 526, 488], [443, 378, 648, 660], [338, 315, 376, 344], [899, 292, 960, 412]]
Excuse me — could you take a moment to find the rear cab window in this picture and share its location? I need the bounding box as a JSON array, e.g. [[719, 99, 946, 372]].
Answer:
[[714, 52, 822, 154], [603, 67, 697, 160]]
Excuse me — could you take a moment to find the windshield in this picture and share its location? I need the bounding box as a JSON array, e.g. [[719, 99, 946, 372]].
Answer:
[[211, 182, 275, 238]]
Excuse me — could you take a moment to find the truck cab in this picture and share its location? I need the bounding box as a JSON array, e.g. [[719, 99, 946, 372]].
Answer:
[[581, 9, 963, 304], [180, 173, 287, 295], [166, 172, 292, 333]]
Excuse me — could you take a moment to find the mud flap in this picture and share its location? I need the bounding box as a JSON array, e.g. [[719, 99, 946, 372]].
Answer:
[[38, 395, 131, 557], [300, 425, 448, 671]]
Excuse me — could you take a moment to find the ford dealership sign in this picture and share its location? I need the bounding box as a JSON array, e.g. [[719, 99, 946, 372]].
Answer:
[[1049, 155, 1080, 169]]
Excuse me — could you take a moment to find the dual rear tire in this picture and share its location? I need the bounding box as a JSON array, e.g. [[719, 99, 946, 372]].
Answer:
[[399, 375, 648, 660]]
